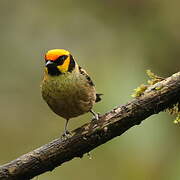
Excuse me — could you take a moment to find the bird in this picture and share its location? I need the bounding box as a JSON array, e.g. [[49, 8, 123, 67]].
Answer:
[[41, 49, 102, 137]]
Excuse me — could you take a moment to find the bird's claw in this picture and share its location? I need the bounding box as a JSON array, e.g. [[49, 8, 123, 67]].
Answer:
[[93, 113, 99, 121], [61, 130, 72, 140], [90, 110, 100, 122]]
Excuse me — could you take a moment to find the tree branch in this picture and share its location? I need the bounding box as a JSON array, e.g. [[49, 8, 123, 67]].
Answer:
[[0, 72, 180, 180]]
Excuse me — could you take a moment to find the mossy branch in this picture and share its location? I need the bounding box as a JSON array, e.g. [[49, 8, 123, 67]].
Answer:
[[0, 71, 180, 180]]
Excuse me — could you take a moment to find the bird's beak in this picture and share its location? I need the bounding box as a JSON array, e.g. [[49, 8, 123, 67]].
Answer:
[[46, 60, 55, 67]]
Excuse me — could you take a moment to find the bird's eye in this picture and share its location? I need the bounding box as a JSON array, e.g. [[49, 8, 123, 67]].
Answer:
[[55, 55, 68, 65], [61, 55, 67, 61]]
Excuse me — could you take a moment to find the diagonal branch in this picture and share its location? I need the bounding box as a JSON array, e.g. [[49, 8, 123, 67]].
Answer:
[[0, 72, 180, 180]]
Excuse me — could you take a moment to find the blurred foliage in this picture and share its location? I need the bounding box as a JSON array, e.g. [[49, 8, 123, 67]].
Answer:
[[0, 0, 180, 179]]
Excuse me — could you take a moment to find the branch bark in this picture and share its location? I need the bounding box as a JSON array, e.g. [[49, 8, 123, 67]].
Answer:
[[0, 72, 180, 180]]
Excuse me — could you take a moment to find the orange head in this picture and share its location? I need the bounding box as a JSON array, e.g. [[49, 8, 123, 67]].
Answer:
[[44, 49, 76, 76]]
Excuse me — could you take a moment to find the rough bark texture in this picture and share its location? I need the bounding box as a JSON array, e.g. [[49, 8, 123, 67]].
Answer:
[[0, 72, 180, 180]]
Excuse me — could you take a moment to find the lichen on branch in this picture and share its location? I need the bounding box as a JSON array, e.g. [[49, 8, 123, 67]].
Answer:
[[132, 70, 180, 124]]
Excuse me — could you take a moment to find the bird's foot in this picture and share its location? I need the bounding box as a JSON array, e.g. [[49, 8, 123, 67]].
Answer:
[[90, 110, 100, 121], [61, 130, 72, 140]]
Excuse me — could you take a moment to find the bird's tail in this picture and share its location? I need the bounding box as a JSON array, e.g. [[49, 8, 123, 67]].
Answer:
[[95, 93, 103, 102]]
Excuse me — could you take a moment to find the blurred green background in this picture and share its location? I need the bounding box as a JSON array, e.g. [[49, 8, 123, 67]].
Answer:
[[0, 0, 180, 179]]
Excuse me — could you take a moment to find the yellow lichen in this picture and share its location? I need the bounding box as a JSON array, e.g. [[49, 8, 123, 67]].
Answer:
[[132, 70, 163, 98], [132, 70, 180, 124], [166, 103, 180, 124], [131, 84, 148, 97], [174, 115, 180, 124], [146, 69, 164, 85]]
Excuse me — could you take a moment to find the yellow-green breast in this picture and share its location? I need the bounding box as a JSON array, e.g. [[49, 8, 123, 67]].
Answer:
[[41, 70, 96, 119]]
